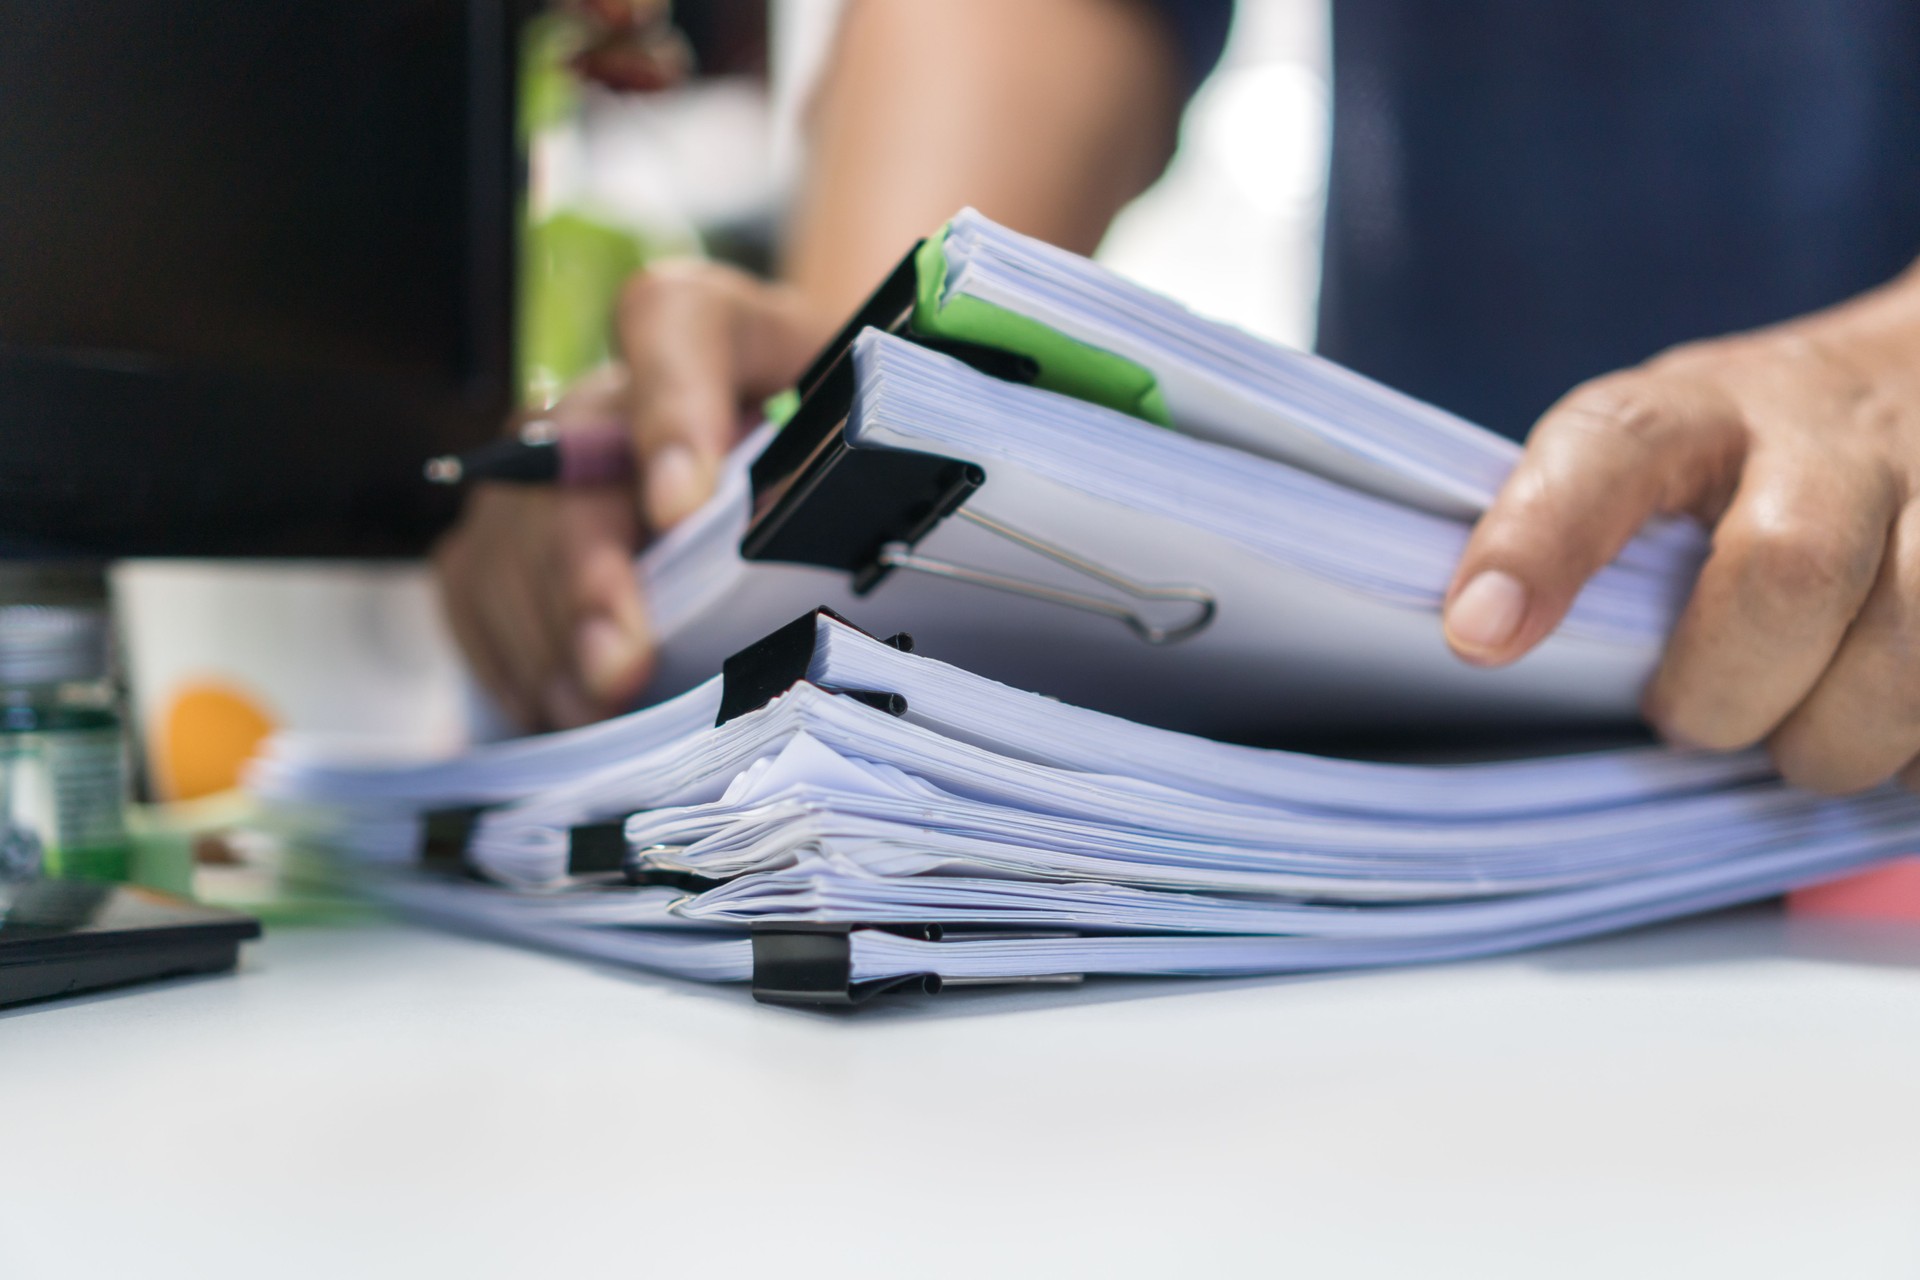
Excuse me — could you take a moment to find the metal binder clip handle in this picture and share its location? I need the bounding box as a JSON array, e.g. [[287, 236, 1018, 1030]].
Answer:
[[877, 508, 1216, 645]]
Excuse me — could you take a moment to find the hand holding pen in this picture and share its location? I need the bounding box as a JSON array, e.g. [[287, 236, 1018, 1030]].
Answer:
[[430, 263, 834, 733], [425, 417, 636, 489]]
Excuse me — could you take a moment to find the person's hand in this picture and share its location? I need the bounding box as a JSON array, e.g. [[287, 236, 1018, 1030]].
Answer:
[[1443, 264, 1920, 793], [433, 261, 833, 731]]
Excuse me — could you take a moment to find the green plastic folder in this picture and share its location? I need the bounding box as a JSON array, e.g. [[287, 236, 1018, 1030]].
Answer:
[[909, 226, 1173, 427], [764, 219, 1172, 432]]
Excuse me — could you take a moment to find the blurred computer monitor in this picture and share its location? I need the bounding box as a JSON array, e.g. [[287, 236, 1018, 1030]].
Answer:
[[0, 1, 534, 556]]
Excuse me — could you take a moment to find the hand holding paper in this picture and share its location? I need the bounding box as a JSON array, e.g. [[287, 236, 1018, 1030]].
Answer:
[[435, 265, 832, 731], [1448, 263, 1920, 793]]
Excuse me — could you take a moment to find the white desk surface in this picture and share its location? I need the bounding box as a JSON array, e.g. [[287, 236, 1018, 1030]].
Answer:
[[3, 908, 1918, 1280]]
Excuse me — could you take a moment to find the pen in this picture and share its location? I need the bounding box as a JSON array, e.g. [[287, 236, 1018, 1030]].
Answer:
[[424, 419, 635, 487]]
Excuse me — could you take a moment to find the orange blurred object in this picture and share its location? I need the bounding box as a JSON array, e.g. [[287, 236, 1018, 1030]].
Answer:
[[157, 681, 278, 801], [1788, 857, 1920, 923]]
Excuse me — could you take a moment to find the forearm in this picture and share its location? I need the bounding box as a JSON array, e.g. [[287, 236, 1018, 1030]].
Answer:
[[1801, 254, 1920, 382], [781, 0, 1186, 318]]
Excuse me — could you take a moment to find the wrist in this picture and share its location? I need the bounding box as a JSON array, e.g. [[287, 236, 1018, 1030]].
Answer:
[[1801, 258, 1920, 375]]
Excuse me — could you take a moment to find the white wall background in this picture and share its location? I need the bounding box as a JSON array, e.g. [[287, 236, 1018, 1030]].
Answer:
[[1099, 0, 1330, 348], [772, 0, 1331, 344]]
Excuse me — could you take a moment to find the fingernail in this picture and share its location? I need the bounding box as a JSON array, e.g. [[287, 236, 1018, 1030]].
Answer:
[[543, 674, 598, 730], [1446, 570, 1529, 655], [644, 443, 702, 528], [576, 615, 646, 702]]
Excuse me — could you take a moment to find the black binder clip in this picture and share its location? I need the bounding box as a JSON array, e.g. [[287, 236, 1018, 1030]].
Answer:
[[790, 241, 1041, 403], [747, 301, 1217, 644], [745, 356, 992, 597], [750, 922, 943, 1008], [749, 923, 1087, 1008], [566, 822, 730, 889], [557, 608, 914, 880], [715, 606, 913, 727], [564, 819, 630, 878], [418, 805, 493, 878]]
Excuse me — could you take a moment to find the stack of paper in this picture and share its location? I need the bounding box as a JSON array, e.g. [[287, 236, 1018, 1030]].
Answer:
[[254, 613, 1920, 995], [633, 211, 1706, 737], [253, 210, 1916, 1002]]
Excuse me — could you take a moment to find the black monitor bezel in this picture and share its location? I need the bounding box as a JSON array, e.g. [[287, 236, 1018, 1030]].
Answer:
[[0, 0, 535, 558]]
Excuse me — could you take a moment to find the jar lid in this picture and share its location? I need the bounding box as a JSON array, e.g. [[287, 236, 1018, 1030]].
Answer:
[[0, 605, 111, 686]]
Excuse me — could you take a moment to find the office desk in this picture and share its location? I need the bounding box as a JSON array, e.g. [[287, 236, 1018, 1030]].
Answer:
[[3, 909, 1918, 1279]]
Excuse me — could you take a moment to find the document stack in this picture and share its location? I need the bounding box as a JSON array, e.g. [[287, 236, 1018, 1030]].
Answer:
[[255, 210, 1920, 1006], [635, 209, 1707, 738], [255, 609, 1920, 1005]]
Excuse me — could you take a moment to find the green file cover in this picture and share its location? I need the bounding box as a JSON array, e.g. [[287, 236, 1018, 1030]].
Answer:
[[909, 228, 1172, 427], [763, 224, 1171, 431]]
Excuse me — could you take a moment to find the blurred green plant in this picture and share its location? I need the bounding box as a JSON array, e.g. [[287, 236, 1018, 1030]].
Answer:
[[517, 12, 695, 408], [520, 211, 649, 408]]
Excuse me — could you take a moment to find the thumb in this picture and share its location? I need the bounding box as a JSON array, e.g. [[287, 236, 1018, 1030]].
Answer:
[[1444, 370, 1743, 666], [576, 609, 650, 708], [616, 262, 829, 530], [555, 492, 655, 709]]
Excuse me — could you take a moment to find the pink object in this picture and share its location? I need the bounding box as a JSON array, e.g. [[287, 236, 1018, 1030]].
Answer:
[[1788, 856, 1920, 922], [554, 422, 637, 486]]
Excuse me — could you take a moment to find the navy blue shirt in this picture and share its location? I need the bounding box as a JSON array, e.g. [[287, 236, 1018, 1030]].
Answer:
[[1153, 0, 1920, 439]]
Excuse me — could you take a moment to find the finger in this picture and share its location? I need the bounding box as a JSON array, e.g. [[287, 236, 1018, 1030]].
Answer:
[[433, 531, 538, 730], [1766, 500, 1920, 792], [616, 263, 823, 529], [1444, 371, 1746, 665], [536, 371, 645, 648], [551, 489, 654, 711], [529, 522, 599, 732], [498, 563, 585, 732], [547, 362, 629, 427], [1643, 444, 1897, 751], [528, 493, 628, 730], [540, 670, 600, 733], [474, 510, 573, 731]]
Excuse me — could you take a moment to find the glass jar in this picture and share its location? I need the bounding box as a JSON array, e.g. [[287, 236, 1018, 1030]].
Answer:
[[0, 605, 130, 883]]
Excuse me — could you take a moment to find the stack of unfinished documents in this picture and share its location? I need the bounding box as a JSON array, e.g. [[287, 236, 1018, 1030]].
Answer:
[[254, 210, 1920, 1005], [635, 209, 1705, 737], [254, 611, 1920, 1005]]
